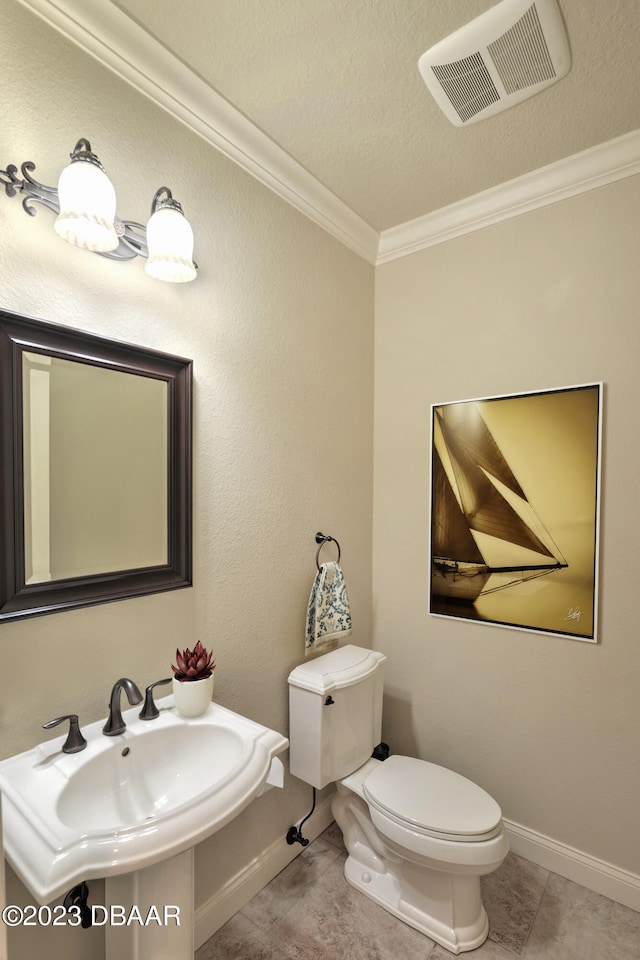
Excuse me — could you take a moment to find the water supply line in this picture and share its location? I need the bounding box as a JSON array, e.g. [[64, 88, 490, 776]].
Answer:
[[286, 788, 316, 846], [63, 881, 92, 928]]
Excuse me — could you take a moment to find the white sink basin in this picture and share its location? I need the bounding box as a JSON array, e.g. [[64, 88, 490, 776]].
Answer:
[[0, 697, 287, 903], [56, 723, 245, 832]]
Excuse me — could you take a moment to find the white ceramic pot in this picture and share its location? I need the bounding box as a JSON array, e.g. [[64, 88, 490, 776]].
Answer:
[[172, 674, 214, 718]]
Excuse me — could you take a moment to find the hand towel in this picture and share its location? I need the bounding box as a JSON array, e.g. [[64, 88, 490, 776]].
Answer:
[[305, 560, 352, 656]]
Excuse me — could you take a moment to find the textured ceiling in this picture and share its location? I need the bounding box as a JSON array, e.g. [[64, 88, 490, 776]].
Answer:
[[114, 0, 640, 232]]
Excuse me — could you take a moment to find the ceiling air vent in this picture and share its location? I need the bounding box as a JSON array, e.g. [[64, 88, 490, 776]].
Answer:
[[418, 0, 571, 126]]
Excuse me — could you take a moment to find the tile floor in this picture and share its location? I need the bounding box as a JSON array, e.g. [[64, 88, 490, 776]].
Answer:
[[196, 823, 640, 960]]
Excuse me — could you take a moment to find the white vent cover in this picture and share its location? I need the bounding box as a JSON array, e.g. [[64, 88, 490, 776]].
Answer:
[[418, 0, 571, 126]]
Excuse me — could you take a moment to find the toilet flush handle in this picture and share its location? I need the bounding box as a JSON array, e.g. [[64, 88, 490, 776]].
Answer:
[[325, 696, 335, 705]]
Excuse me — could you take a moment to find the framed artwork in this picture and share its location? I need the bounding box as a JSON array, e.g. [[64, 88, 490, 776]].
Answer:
[[429, 383, 602, 641]]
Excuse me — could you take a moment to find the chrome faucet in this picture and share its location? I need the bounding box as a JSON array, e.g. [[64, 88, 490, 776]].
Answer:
[[103, 678, 143, 736]]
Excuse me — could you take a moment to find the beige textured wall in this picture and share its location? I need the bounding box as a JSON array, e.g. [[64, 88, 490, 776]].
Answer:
[[373, 175, 640, 877], [0, 5, 373, 958]]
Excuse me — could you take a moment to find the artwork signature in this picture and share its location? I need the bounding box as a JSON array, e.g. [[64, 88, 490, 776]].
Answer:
[[564, 607, 581, 622]]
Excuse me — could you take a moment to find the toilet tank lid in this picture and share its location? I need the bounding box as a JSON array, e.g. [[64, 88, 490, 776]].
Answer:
[[288, 645, 386, 694]]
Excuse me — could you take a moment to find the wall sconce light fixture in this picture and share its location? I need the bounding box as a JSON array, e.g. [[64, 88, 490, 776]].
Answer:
[[1, 139, 197, 283]]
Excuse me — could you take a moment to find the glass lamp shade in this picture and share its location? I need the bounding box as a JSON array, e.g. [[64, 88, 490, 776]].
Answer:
[[54, 159, 118, 252], [145, 206, 196, 283]]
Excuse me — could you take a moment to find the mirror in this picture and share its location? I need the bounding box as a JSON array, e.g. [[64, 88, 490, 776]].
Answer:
[[0, 308, 192, 622]]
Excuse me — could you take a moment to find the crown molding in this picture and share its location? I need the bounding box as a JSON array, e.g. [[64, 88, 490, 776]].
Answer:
[[16, 0, 380, 264], [14, 2, 640, 269], [377, 129, 640, 263]]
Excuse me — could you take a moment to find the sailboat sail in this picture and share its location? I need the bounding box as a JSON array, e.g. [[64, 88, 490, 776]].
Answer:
[[432, 402, 567, 603], [439, 403, 526, 499]]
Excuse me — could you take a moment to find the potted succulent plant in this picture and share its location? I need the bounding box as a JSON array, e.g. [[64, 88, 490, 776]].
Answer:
[[171, 641, 216, 717]]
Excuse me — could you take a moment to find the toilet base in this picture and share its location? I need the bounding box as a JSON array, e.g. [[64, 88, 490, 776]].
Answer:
[[342, 853, 489, 955], [332, 777, 503, 955]]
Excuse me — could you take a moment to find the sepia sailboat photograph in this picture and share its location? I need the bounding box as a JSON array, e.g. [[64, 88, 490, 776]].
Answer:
[[430, 383, 602, 641]]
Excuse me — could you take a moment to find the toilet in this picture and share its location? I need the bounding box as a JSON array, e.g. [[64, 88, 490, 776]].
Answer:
[[288, 645, 508, 955]]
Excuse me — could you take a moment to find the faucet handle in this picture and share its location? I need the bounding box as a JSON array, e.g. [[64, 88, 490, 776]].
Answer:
[[43, 714, 87, 754], [139, 678, 172, 721]]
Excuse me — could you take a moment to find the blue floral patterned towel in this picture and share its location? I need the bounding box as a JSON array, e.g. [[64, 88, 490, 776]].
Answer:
[[305, 561, 352, 656]]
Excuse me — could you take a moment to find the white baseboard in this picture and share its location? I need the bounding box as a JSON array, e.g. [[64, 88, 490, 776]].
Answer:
[[194, 795, 335, 949], [504, 819, 640, 913]]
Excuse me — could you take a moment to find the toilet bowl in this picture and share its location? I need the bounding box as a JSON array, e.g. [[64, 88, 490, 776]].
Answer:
[[288, 646, 508, 954], [332, 756, 508, 953]]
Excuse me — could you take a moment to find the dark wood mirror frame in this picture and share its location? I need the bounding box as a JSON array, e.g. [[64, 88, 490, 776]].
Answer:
[[0, 308, 192, 623]]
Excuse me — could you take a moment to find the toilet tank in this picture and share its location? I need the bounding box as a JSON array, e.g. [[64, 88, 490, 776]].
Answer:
[[288, 645, 386, 790]]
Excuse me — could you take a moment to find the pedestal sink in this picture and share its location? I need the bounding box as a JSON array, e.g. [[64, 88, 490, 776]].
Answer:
[[0, 696, 288, 959]]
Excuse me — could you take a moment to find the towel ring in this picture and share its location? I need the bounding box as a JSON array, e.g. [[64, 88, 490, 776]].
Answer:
[[315, 532, 341, 570]]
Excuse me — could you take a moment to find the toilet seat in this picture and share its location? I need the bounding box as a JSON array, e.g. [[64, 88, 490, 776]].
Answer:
[[363, 755, 503, 843]]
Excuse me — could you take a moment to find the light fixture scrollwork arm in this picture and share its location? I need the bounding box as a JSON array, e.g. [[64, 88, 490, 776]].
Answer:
[[1, 160, 60, 218]]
